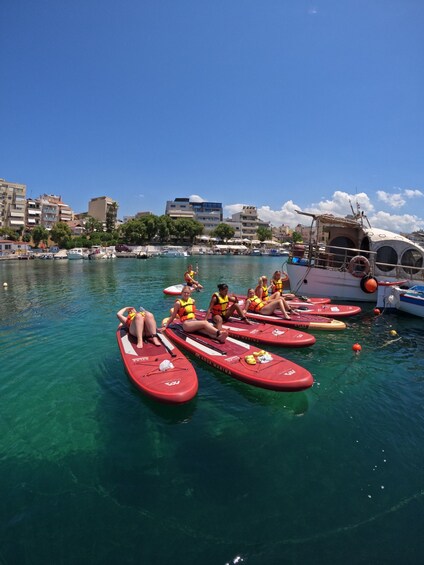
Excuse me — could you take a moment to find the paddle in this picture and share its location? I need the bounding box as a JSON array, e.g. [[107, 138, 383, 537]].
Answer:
[[156, 330, 177, 358]]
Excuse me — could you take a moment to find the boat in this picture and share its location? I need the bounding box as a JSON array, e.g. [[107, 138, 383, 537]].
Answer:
[[161, 247, 189, 257], [163, 321, 314, 392], [235, 296, 361, 319], [195, 311, 316, 347], [88, 245, 106, 260], [285, 209, 424, 302], [67, 248, 89, 260], [377, 282, 424, 318], [116, 326, 198, 403]]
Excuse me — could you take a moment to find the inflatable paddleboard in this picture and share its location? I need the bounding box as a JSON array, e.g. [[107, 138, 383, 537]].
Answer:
[[116, 325, 198, 404], [163, 321, 314, 392], [195, 310, 316, 348], [163, 284, 202, 296], [243, 310, 346, 331], [236, 297, 360, 319]]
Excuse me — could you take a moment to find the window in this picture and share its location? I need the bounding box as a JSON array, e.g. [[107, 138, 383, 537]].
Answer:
[[376, 246, 398, 272], [401, 248, 423, 275]]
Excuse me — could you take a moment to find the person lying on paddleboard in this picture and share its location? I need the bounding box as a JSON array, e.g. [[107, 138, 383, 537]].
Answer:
[[165, 286, 228, 343], [117, 306, 161, 349], [270, 270, 296, 300], [205, 283, 251, 331], [255, 275, 281, 302], [184, 264, 203, 290], [244, 288, 298, 320]]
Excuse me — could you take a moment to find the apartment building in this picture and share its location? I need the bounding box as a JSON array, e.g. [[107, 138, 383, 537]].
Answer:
[[224, 205, 270, 241], [0, 178, 26, 231], [88, 196, 117, 225], [165, 197, 223, 233]]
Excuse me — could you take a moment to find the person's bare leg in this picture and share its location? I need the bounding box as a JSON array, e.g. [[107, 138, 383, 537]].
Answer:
[[144, 312, 161, 345], [129, 313, 145, 348]]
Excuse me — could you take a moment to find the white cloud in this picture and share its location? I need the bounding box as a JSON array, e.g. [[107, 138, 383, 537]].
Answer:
[[189, 194, 205, 203], [225, 190, 424, 232], [404, 189, 423, 198], [368, 210, 424, 232], [377, 190, 405, 208]]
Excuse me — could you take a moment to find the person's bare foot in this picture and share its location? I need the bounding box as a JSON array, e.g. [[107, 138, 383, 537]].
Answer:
[[217, 330, 228, 343], [136, 342, 144, 349], [152, 336, 161, 346]]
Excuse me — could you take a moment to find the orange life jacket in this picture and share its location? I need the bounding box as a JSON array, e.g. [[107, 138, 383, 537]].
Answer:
[[178, 297, 196, 321], [211, 293, 229, 316], [261, 284, 269, 299], [248, 295, 265, 312]]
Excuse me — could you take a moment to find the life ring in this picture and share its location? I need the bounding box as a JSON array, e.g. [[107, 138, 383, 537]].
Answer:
[[348, 255, 370, 278], [360, 274, 378, 294]]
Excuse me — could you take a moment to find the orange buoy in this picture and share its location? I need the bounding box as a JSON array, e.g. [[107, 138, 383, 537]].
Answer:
[[364, 277, 378, 293], [352, 343, 362, 353], [373, 308, 381, 315]]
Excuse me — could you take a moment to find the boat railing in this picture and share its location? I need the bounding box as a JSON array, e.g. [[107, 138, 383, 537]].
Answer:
[[290, 243, 376, 271]]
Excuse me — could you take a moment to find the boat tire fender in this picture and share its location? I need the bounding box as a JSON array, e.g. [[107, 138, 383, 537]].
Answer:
[[348, 256, 371, 278]]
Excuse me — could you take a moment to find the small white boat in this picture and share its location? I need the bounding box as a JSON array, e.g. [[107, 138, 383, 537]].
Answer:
[[377, 282, 424, 318], [67, 248, 89, 260], [88, 245, 106, 260], [285, 210, 424, 302], [161, 247, 189, 257]]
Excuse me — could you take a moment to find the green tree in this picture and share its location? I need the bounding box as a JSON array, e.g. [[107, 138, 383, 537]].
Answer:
[[120, 219, 148, 244], [106, 202, 118, 233], [212, 223, 235, 242], [31, 226, 49, 248], [173, 218, 204, 243], [292, 231, 303, 243], [22, 232, 32, 243], [0, 227, 19, 241], [256, 226, 272, 242], [84, 216, 104, 235], [157, 215, 176, 243], [50, 222, 72, 247]]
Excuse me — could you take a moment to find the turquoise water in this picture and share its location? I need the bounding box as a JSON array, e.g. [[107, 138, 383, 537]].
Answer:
[[0, 257, 423, 565]]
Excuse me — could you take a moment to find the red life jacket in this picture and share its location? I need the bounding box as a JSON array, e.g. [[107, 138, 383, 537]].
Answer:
[[211, 293, 229, 316], [248, 295, 265, 312]]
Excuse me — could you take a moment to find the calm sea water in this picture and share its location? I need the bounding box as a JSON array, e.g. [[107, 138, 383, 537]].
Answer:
[[0, 256, 423, 565]]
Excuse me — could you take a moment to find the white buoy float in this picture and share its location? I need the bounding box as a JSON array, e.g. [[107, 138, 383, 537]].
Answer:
[[3, 282, 8, 288]]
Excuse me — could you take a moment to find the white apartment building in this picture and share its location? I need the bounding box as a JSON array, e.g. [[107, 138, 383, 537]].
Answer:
[[0, 178, 26, 231], [224, 206, 270, 241]]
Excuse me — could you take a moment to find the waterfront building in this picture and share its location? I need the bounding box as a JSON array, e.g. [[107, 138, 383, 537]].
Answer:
[[0, 178, 26, 231], [224, 206, 271, 241], [165, 197, 223, 233], [0, 239, 30, 257], [88, 196, 118, 226], [26, 199, 42, 229]]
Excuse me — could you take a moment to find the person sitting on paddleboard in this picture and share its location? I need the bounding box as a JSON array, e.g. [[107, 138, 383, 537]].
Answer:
[[184, 264, 203, 290], [165, 286, 228, 343], [117, 306, 161, 349], [270, 270, 296, 300], [205, 283, 251, 331], [255, 275, 281, 302], [245, 288, 296, 320]]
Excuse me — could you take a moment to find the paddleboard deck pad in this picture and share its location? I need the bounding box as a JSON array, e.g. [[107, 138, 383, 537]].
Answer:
[[163, 321, 314, 391], [116, 326, 198, 403], [163, 284, 202, 296], [195, 310, 316, 348]]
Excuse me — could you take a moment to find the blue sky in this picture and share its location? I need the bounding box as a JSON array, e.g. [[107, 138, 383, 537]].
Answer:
[[1, 0, 424, 232]]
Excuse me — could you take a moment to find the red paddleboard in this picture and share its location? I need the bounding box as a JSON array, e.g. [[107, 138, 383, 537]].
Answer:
[[237, 297, 360, 319], [163, 284, 184, 296], [287, 302, 361, 318], [195, 310, 316, 348], [116, 325, 198, 404], [235, 294, 331, 305], [163, 321, 314, 392], [243, 310, 346, 331]]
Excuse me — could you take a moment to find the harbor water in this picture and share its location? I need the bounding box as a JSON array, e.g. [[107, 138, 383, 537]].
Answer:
[[0, 256, 423, 564]]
